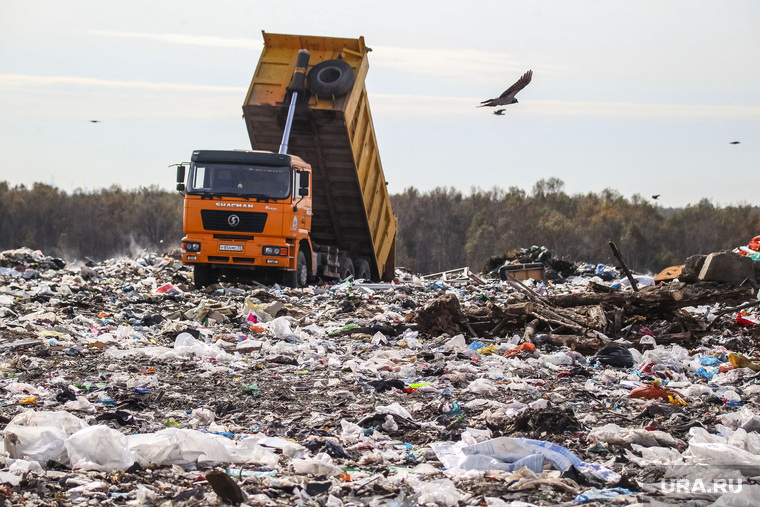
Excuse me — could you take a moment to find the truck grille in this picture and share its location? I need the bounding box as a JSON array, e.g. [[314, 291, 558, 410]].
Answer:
[[200, 210, 267, 233]]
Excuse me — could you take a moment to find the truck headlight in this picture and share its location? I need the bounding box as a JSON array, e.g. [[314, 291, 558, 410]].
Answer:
[[262, 246, 287, 256], [183, 241, 201, 253]]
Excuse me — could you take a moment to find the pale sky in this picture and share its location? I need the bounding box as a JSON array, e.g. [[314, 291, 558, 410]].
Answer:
[[1, 1, 758, 208]]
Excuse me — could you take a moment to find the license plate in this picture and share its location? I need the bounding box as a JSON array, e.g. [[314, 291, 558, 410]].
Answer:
[[219, 244, 243, 252]]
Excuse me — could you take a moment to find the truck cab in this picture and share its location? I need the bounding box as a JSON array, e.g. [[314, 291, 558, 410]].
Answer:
[[179, 149, 312, 287]]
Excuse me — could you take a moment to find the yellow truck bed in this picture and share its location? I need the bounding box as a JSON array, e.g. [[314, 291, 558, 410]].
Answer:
[[242, 32, 396, 281]]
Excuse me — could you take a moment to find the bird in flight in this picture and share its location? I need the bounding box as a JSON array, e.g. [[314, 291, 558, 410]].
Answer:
[[89, 120, 101, 123], [493, 109, 506, 116], [729, 141, 740, 144], [478, 70, 533, 108], [652, 195, 661, 200]]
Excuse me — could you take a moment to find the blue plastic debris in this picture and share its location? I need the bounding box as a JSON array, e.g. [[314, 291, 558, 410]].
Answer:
[[573, 487, 636, 503]]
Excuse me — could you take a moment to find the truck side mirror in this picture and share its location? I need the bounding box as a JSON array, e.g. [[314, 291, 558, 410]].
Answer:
[[176, 165, 186, 192], [297, 170, 310, 197]]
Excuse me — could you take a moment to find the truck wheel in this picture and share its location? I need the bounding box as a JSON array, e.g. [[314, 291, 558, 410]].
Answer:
[[355, 259, 371, 281], [193, 264, 216, 289], [307, 59, 355, 96], [284, 251, 308, 288], [339, 257, 354, 280]]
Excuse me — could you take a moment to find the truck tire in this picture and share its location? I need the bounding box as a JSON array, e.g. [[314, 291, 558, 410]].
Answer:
[[355, 259, 371, 281], [339, 257, 354, 280], [283, 251, 308, 288], [307, 59, 355, 96], [193, 264, 216, 289]]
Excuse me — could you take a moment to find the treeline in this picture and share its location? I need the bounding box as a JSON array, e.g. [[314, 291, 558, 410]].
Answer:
[[0, 182, 183, 263], [1, 179, 758, 274], [393, 178, 760, 275]]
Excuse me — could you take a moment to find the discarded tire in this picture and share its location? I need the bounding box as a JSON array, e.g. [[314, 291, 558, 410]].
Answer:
[[307, 59, 355, 96]]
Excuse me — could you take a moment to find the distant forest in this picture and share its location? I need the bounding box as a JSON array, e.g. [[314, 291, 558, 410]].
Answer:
[[1, 179, 758, 275]]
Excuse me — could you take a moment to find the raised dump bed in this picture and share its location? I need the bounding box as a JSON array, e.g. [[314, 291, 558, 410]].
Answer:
[[242, 32, 396, 281]]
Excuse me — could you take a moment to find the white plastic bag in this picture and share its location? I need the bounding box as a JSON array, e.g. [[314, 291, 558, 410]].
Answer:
[[375, 402, 413, 420], [413, 478, 461, 507], [468, 378, 498, 394], [711, 484, 760, 506], [3, 410, 88, 464], [292, 452, 341, 476], [64, 425, 138, 472], [268, 317, 295, 339], [230, 437, 280, 467], [174, 332, 235, 361]]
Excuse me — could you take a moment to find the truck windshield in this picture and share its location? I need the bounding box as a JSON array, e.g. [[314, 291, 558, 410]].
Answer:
[[187, 163, 291, 200]]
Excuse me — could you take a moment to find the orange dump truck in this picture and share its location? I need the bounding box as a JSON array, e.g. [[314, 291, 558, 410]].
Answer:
[[176, 32, 397, 288]]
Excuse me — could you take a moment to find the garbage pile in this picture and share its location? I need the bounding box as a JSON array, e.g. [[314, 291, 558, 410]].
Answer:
[[736, 235, 760, 261], [2, 246, 760, 506], [485, 246, 576, 282]]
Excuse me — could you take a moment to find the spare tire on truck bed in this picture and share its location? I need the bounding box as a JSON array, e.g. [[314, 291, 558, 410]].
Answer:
[[307, 59, 355, 96]]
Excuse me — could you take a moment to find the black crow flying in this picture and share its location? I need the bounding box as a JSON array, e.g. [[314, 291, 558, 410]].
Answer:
[[478, 70, 533, 107]]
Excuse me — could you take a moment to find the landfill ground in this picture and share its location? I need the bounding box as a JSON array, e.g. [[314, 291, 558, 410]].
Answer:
[[2, 248, 760, 506]]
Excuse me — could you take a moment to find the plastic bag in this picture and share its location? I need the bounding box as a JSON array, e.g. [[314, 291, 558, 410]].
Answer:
[[640, 345, 690, 372], [468, 378, 498, 394], [4, 411, 88, 464], [625, 443, 684, 467], [292, 452, 341, 476], [231, 437, 280, 467], [0, 472, 20, 486], [413, 478, 461, 507], [711, 484, 760, 506], [504, 342, 536, 358], [629, 383, 685, 402], [64, 425, 138, 472], [375, 402, 413, 420], [256, 436, 306, 458], [174, 332, 235, 361], [127, 430, 188, 466], [127, 428, 273, 467], [443, 334, 467, 351], [542, 352, 574, 366], [687, 427, 760, 467], [594, 345, 634, 368], [268, 316, 295, 339], [589, 423, 681, 448], [432, 436, 620, 483]]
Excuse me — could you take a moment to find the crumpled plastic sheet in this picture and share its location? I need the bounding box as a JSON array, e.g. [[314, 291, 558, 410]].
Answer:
[[431, 435, 620, 483], [711, 484, 760, 507], [589, 423, 683, 448], [410, 477, 461, 507], [4, 411, 285, 472]]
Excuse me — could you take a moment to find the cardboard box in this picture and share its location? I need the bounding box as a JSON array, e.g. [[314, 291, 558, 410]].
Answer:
[[499, 262, 546, 282]]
